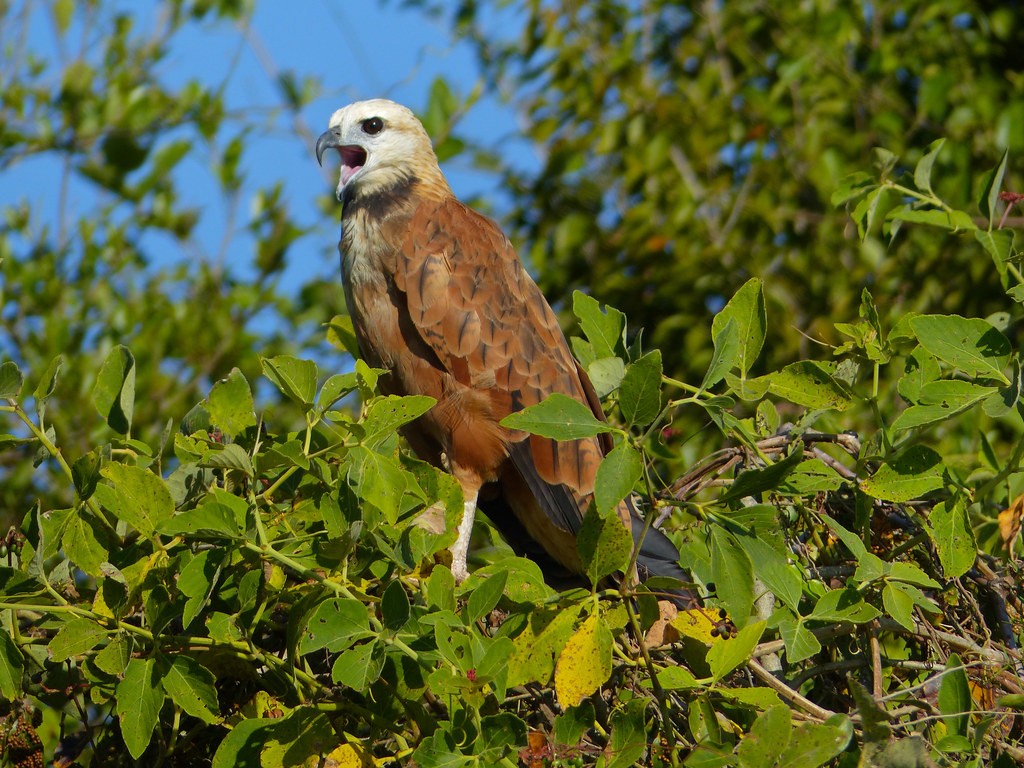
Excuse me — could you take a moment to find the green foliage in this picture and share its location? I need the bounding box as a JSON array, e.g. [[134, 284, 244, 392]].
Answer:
[[3, 141, 1023, 763], [3, 1, 1024, 765]]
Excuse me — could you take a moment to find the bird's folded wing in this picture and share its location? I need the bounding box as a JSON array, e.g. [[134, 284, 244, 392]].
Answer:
[[391, 196, 605, 532]]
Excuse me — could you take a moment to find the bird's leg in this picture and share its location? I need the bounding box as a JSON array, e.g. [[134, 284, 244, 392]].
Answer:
[[450, 492, 477, 584]]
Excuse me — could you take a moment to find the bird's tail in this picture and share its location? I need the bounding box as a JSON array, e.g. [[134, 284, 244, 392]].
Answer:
[[629, 513, 701, 610]]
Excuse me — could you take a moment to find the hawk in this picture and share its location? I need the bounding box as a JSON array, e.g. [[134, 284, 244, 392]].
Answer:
[[316, 99, 694, 604]]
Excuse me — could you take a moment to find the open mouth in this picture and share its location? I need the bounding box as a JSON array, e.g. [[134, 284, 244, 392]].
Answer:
[[339, 145, 367, 186]]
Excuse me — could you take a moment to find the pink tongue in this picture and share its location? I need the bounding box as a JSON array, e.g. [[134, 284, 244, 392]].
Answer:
[[341, 163, 362, 186]]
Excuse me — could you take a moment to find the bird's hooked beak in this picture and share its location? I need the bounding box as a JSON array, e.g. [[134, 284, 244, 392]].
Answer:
[[316, 128, 368, 197], [315, 128, 340, 167]]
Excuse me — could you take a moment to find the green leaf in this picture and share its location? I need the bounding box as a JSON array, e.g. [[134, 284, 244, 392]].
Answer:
[[158, 496, 244, 539], [938, 653, 971, 738], [808, 588, 881, 624], [206, 368, 256, 439], [852, 186, 887, 240], [881, 582, 917, 631], [737, 705, 791, 768], [199, 443, 254, 476], [978, 149, 1008, 226], [0, 361, 23, 399], [777, 616, 821, 664], [466, 570, 507, 624], [897, 347, 941, 402], [860, 444, 944, 503], [997, 694, 1024, 710], [260, 707, 339, 768], [318, 372, 358, 410], [71, 448, 103, 501], [34, 354, 64, 404], [776, 717, 853, 767], [975, 228, 1014, 284], [554, 701, 596, 747], [935, 735, 975, 754], [327, 315, 361, 358], [206, 613, 243, 644], [426, 567, 456, 611], [984, 357, 1021, 417], [93, 345, 136, 434], [702, 317, 741, 390], [116, 657, 163, 759], [0, 568, 41, 601], [362, 395, 436, 446], [605, 699, 648, 768], [211, 718, 275, 768], [781, 458, 847, 494], [94, 633, 134, 676], [716, 687, 783, 710], [48, 616, 108, 662], [910, 314, 1010, 384], [711, 278, 766, 376], [573, 290, 626, 360], [381, 580, 411, 631], [260, 355, 318, 409], [0, 628, 24, 699], [707, 620, 765, 682], [736, 534, 802, 613], [831, 171, 875, 206], [161, 655, 220, 724], [893, 380, 999, 431], [710, 527, 754, 625], [619, 350, 662, 427], [927, 498, 977, 579], [62, 510, 108, 576], [177, 549, 225, 630], [887, 206, 976, 231], [348, 446, 410, 523], [655, 666, 700, 691], [97, 463, 175, 538], [913, 138, 945, 195], [297, 598, 371, 655], [500, 393, 614, 440], [594, 441, 642, 517], [887, 562, 940, 589], [768, 361, 853, 410], [331, 641, 385, 692], [586, 356, 626, 398], [726, 371, 772, 401], [722, 448, 803, 503], [578, 508, 633, 585]]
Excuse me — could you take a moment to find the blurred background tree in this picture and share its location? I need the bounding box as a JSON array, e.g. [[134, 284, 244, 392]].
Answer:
[[394, 0, 1024, 476], [411, 0, 1023, 376], [0, 0, 335, 519]]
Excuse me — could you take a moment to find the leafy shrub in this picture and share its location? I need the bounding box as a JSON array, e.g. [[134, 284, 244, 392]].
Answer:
[[1, 144, 1022, 767]]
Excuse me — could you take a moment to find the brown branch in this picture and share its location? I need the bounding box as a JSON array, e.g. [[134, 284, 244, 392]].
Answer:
[[746, 658, 836, 721]]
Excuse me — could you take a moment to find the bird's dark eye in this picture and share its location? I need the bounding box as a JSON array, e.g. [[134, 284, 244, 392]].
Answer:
[[361, 117, 384, 135]]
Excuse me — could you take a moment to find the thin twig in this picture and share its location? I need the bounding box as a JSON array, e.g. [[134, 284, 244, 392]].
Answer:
[[747, 658, 836, 721]]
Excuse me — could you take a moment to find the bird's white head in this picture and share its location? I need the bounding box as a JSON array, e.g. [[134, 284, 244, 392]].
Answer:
[[315, 98, 447, 203]]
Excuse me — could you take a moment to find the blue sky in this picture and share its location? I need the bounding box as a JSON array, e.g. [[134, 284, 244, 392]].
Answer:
[[2, 0, 537, 308]]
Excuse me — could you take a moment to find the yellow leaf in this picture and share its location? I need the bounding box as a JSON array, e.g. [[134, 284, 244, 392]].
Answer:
[[671, 609, 727, 646], [998, 495, 1023, 553], [554, 614, 612, 707], [327, 743, 374, 768], [92, 586, 114, 619]]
